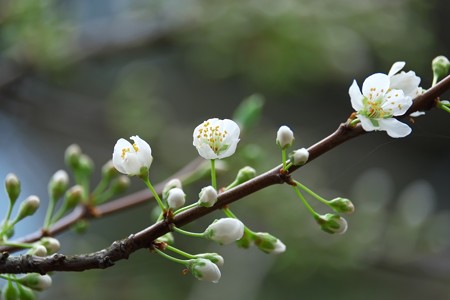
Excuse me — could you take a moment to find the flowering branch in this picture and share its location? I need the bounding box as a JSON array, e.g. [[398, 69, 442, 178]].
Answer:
[[0, 72, 449, 274]]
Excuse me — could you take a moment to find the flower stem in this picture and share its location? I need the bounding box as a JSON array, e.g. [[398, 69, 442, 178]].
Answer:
[[43, 197, 57, 230], [210, 159, 217, 190], [165, 244, 195, 259], [154, 248, 188, 266], [143, 178, 166, 212], [281, 148, 287, 171], [292, 186, 319, 218], [174, 202, 199, 215], [0, 241, 33, 249], [91, 177, 109, 198], [294, 180, 329, 205], [173, 226, 205, 238]]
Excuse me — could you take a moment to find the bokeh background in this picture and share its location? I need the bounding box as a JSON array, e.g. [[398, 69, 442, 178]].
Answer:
[[1, 0, 450, 299]]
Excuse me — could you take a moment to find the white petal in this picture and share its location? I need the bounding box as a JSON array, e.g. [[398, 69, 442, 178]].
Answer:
[[358, 115, 377, 132], [122, 153, 143, 175], [349, 80, 364, 111], [362, 73, 390, 98], [388, 61, 405, 77], [378, 118, 412, 138], [130, 135, 153, 168], [390, 71, 421, 98], [112, 138, 133, 174], [196, 144, 219, 159], [382, 90, 412, 116]]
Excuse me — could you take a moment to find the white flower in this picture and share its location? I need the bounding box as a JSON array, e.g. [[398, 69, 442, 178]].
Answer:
[[349, 73, 413, 138], [291, 148, 309, 166], [167, 187, 186, 209], [204, 218, 245, 245], [112, 136, 153, 176], [272, 239, 287, 254], [198, 186, 218, 207], [388, 61, 423, 99], [253, 232, 286, 254], [18, 274, 52, 291], [188, 258, 221, 283], [40, 237, 61, 254], [276, 125, 294, 149], [193, 118, 240, 159]]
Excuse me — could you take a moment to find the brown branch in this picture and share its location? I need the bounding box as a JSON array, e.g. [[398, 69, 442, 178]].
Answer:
[[0, 74, 449, 274]]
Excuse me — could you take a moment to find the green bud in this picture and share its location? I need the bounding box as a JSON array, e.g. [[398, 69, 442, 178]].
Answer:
[[72, 219, 89, 234], [432, 55, 450, 80], [64, 144, 82, 169], [2, 280, 19, 300], [162, 178, 182, 200], [63, 185, 83, 211], [14, 195, 40, 223], [235, 166, 257, 184], [232, 94, 265, 132], [16, 274, 52, 291], [110, 176, 130, 195], [5, 173, 21, 205], [315, 213, 348, 234], [78, 154, 94, 176], [101, 160, 118, 181], [17, 285, 37, 300], [328, 197, 355, 214], [156, 232, 175, 245], [252, 232, 286, 254], [48, 170, 69, 200], [194, 253, 224, 266]]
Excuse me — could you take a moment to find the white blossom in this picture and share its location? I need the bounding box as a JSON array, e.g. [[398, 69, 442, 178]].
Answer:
[[291, 148, 309, 166], [198, 186, 218, 207], [349, 73, 413, 138], [112, 136, 153, 176], [193, 118, 240, 159], [204, 218, 245, 245]]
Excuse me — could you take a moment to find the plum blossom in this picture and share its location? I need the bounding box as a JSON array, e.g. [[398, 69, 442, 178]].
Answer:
[[388, 61, 424, 99], [349, 73, 413, 138], [112, 136, 153, 176], [193, 118, 240, 159]]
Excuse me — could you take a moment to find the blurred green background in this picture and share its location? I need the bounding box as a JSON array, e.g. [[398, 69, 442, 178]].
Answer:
[[1, 0, 450, 299]]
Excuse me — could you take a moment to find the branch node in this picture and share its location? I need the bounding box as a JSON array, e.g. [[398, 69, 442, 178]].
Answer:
[[0, 252, 9, 263]]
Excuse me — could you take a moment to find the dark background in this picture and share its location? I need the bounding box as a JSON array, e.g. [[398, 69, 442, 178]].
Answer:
[[1, 0, 450, 299]]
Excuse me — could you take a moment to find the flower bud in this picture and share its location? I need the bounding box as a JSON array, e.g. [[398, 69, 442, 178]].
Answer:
[[40, 237, 61, 254], [315, 213, 348, 234], [328, 197, 355, 214], [276, 125, 295, 149], [2, 280, 18, 300], [194, 253, 224, 267], [198, 186, 218, 207], [252, 232, 286, 254], [78, 154, 94, 176], [432, 55, 450, 80], [167, 188, 186, 209], [48, 170, 69, 200], [17, 274, 52, 291], [101, 160, 119, 181], [235, 166, 257, 184], [5, 173, 21, 205], [290, 148, 309, 166], [28, 245, 47, 257], [64, 144, 82, 169], [110, 176, 130, 195], [204, 218, 245, 245], [162, 179, 183, 200], [235, 230, 252, 249], [156, 232, 175, 245], [63, 185, 83, 211], [187, 258, 221, 283], [15, 195, 40, 222]]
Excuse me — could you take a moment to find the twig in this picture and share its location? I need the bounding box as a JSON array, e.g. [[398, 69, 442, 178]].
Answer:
[[0, 75, 449, 273]]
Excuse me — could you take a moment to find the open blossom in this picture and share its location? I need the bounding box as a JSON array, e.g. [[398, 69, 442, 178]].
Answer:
[[193, 118, 240, 159], [112, 136, 153, 176], [349, 73, 413, 138]]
